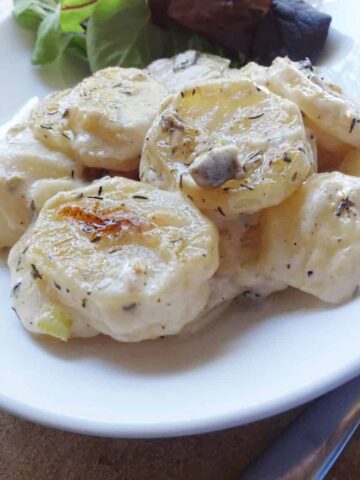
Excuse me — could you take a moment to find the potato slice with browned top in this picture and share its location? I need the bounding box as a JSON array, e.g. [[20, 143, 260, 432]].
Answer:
[[9, 176, 219, 342]]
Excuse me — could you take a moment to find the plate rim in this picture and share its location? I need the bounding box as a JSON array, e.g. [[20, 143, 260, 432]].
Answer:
[[1, 360, 359, 438]]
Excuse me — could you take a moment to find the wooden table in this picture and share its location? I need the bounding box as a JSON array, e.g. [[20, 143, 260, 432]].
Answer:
[[0, 408, 358, 479]]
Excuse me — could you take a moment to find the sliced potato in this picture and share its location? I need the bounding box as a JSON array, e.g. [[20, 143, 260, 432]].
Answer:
[[141, 78, 315, 217], [147, 50, 230, 92], [9, 177, 219, 342], [208, 216, 286, 309], [303, 117, 352, 172], [224, 62, 269, 86], [339, 150, 360, 177], [266, 57, 360, 149], [260, 172, 360, 303], [30, 68, 168, 171], [29, 178, 84, 212], [226, 58, 354, 170], [0, 121, 82, 249]]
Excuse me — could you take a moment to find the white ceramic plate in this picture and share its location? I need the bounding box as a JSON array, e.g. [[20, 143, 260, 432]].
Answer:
[[0, 0, 360, 438]]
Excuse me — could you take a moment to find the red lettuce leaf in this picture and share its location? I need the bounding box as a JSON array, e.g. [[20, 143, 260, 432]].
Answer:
[[149, 0, 331, 65], [164, 0, 271, 59], [253, 0, 332, 64]]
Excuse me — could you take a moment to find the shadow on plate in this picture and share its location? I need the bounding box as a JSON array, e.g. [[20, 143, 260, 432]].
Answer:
[[28, 288, 339, 375]]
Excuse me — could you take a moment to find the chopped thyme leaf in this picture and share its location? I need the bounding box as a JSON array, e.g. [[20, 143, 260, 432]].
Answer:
[[240, 183, 254, 191], [123, 303, 137, 312], [350, 118, 357, 133], [109, 248, 122, 254], [283, 152, 292, 163], [11, 307, 21, 321], [11, 282, 21, 297], [31, 264, 42, 280], [132, 195, 149, 200], [336, 197, 356, 217], [90, 236, 101, 243], [247, 150, 262, 161], [246, 113, 264, 120]]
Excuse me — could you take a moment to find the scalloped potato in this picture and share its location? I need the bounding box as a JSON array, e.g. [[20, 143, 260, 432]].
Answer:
[[208, 216, 286, 309], [147, 50, 230, 92], [260, 172, 360, 303], [3, 51, 360, 344], [339, 150, 360, 177], [9, 177, 219, 342], [30, 68, 168, 171], [0, 114, 83, 248], [267, 57, 360, 150], [141, 78, 315, 217]]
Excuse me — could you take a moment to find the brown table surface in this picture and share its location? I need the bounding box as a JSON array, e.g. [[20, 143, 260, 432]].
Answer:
[[0, 407, 358, 479]]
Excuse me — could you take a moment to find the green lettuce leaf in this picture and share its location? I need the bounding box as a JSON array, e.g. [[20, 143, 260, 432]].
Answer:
[[86, 0, 165, 72], [86, 0, 224, 72], [66, 32, 88, 61], [61, 0, 98, 33], [32, 3, 62, 64], [13, 0, 57, 31], [13, 0, 226, 70]]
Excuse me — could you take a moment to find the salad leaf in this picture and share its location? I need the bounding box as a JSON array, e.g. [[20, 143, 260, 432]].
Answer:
[[13, 0, 57, 31], [253, 0, 332, 64], [61, 0, 98, 33], [161, 21, 224, 59], [66, 32, 88, 61], [32, 3, 62, 64], [161, 0, 331, 65], [147, 0, 170, 26], [12, 0, 332, 72], [86, 0, 165, 71], [87, 0, 227, 72], [165, 0, 271, 58]]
